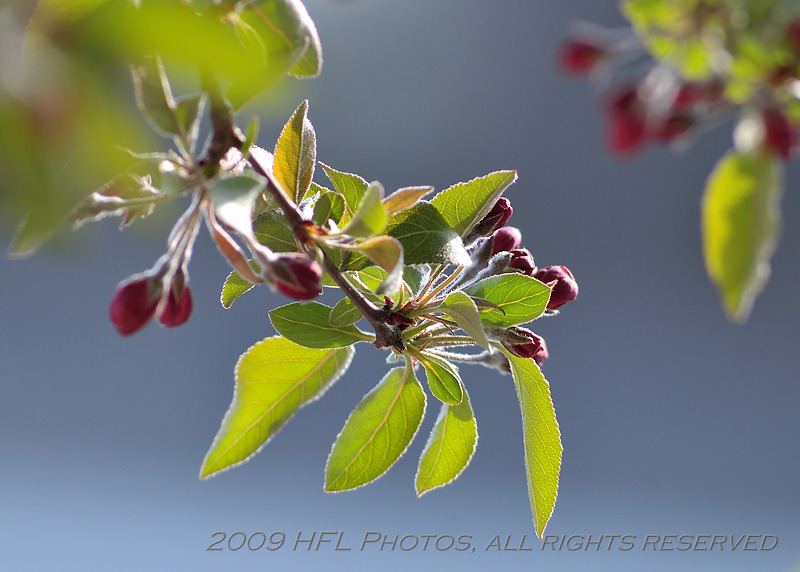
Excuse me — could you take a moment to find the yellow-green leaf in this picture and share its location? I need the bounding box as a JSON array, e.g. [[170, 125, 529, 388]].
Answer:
[[702, 150, 783, 322], [200, 337, 354, 479], [273, 100, 316, 204]]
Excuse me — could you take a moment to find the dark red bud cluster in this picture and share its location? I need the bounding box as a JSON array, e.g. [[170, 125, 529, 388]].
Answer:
[[534, 265, 579, 311], [110, 272, 193, 336], [272, 254, 323, 301], [502, 327, 549, 366]]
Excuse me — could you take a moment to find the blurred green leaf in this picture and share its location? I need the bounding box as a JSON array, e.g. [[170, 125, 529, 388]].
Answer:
[[269, 301, 371, 348], [499, 346, 561, 538], [702, 150, 783, 322], [463, 273, 551, 327], [415, 386, 477, 496], [201, 337, 354, 478], [325, 360, 426, 491], [430, 170, 517, 238], [383, 186, 434, 215], [240, 0, 323, 79], [273, 100, 316, 204]]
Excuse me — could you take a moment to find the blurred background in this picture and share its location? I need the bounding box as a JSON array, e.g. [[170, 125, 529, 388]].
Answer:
[[2, 1, 799, 570]]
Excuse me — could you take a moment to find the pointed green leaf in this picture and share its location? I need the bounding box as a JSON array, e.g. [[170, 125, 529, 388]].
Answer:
[[130, 56, 177, 136], [430, 170, 517, 237], [270, 301, 372, 348], [320, 163, 368, 224], [201, 337, 354, 479], [173, 93, 205, 150], [419, 354, 464, 405], [253, 210, 298, 252], [325, 361, 426, 491], [274, 100, 316, 204], [383, 186, 434, 215], [438, 291, 490, 349], [499, 346, 561, 538], [221, 269, 257, 309], [339, 236, 405, 296], [463, 274, 551, 327], [415, 387, 477, 496], [342, 181, 388, 238], [702, 150, 783, 322]]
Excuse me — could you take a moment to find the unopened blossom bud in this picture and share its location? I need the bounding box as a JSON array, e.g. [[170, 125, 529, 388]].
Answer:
[[761, 107, 794, 159], [502, 327, 548, 366], [558, 38, 605, 75], [158, 283, 193, 328], [273, 255, 323, 300], [464, 198, 514, 244], [491, 226, 522, 255], [508, 248, 535, 276], [109, 278, 159, 336], [534, 265, 579, 310]]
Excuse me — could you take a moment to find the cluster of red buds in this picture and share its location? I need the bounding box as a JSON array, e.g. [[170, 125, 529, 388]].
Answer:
[[558, 20, 800, 159], [461, 198, 579, 366], [110, 268, 192, 335]]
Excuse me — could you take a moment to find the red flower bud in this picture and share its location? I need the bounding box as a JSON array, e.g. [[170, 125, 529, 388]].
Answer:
[[481, 197, 513, 233], [534, 265, 579, 310], [158, 283, 193, 328], [273, 255, 323, 301], [508, 248, 535, 276], [503, 327, 548, 366], [762, 107, 794, 159], [558, 38, 605, 75], [109, 278, 159, 336], [491, 226, 522, 255]]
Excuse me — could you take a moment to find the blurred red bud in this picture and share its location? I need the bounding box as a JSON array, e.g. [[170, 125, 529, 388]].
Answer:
[[491, 226, 522, 254], [606, 88, 647, 155], [558, 38, 605, 75], [158, 283, 193, 328], [534, 265, 579, 310], [762, 107, 794, 159], [109, 278, 159, 336], [273, 255, 323, 300]]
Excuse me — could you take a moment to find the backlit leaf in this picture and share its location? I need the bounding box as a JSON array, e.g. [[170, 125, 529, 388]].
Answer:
[[463, 273, 551, 327], [273, 100, 316, 203], [200, 337, 354, 478], [431, 170, 517, 237], [269, 301, 372, 348]]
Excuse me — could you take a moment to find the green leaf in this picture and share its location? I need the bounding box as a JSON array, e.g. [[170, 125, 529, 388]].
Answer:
[[130, 56, 178, 137], [312, 189, 345, 227], [200, 337, 354, 479], [173, 93, 205, 151], [383, 186, 434, 215], [221, 269, 257, 309], [702, 150, 783, 322], [419, 354, 464, 405], [403, 265, 426, 295], [325, 360, 426, 491], [329, 297, 363, 327], [252, 210, 298, 252], [463, 273, 551, 327], [320, 163, 369, 224], [415, 386, 477, 496], [339, 236, 405, 296], [269, 301, 372, 348], [430, 170, 517, 237], [341, 181, 388, 238], [386, 202, 470, 266], [499, 346, 561, 538], [437, 291, 490, 349], [242, 0, 323, 79], [273, 100, 316, 204]]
